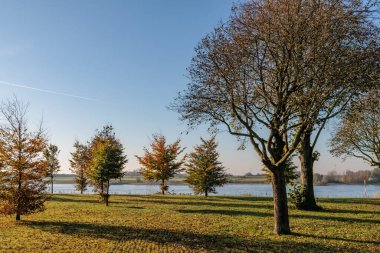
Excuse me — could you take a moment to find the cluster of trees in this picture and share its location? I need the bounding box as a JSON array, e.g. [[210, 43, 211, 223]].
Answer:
[[171, 0, 379, 234], [69, 125, 127, 206], [0, 98, 229, 221], [0, 0, 379, 237], [136, 134, 227, 196], [70, 132, 228, 198]]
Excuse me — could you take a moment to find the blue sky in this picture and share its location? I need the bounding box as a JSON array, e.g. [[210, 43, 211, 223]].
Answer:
[[0, 0, 369, 174]]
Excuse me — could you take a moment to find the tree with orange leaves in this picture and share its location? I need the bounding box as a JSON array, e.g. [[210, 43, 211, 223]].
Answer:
[[0, 97, 48, 221], [136, 134, 185, 195]]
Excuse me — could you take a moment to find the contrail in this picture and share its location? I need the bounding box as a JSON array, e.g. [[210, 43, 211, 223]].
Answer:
[[0, 80, 99, 102]]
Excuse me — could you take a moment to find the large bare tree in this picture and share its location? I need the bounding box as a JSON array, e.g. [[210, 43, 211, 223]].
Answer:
[[294, 0, 380, 210], [172, 0, 379, 234], [330, 90, 380, 168]]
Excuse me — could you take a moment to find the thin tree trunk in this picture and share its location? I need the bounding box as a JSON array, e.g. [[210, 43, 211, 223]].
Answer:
[[272, 168, 291, 235], [51, 175, 54, 194], [161, 179, 165, 195], [100, 182, 105, 203], [205, 190, 208, 197], [299, 131, 319, 210], [105, 180, 109, 206], [16, 171, 22, 221]]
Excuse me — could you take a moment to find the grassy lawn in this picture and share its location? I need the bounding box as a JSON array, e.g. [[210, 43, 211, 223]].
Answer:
[[0, 195, 379, 252]]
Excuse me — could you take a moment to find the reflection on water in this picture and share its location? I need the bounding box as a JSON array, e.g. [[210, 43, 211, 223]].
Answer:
[[49, 183, 380, 198]]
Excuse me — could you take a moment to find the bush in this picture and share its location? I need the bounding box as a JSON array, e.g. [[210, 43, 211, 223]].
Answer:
[[288, 184, 307, 209]]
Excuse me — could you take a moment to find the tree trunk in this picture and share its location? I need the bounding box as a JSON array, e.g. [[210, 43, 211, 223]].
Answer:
[[51, 175, 54, 194], [80, 188, 83, 194], [272, 168, 291, 235], [16, 171, 22, 221], [299, 131, 319, 210], [161, 179, 165, 195], [105, 180, 110, 206], [205, 190, 208, 197]]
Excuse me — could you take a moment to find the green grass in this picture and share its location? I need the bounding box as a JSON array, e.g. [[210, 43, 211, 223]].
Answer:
[[0, 195, 379, 252]]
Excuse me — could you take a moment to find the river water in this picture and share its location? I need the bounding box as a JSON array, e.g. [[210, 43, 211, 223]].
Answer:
[[50, 183, 380, 198]]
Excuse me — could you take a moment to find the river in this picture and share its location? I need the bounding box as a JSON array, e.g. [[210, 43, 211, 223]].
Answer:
[[50, 183, 380, 198]]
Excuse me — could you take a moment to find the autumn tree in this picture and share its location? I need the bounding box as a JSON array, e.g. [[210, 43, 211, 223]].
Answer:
[[184, 137, 227, 197], [330, 90, 380, 169], [0, 97, 48, 221], [87, 125, 127, 206], [136, 134, 185, 195], [171, 0, 379, 234], [43, 144, 60, 194], [69, 141, 90, 194]]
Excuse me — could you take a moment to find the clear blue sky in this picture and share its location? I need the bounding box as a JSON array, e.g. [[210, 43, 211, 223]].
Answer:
[[0, 0, 369, 174]]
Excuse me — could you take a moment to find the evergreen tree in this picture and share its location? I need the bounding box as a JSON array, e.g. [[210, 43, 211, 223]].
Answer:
[[185, 137, 227, 197], [43, 144, 60, 194], [69, 141, 90, 194], [87, 125, 127, 206], [136, 134, 185, 195], [0, 97, 48, 221]]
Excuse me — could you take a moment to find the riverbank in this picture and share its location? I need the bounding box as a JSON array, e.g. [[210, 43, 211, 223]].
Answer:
[[0, 195, 378, 252], [50, 175, 269, 184], [49, 183, 380, 198]]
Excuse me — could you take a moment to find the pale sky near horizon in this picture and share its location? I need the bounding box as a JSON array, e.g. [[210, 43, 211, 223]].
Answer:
[[0, 0, 371, 175]]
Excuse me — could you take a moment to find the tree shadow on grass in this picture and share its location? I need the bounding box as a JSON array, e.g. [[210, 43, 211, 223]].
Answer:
[[51, 195, 127, 205], [177, 209, 378, 224], [318, 198, 380, 206], [290, 213, 379, 224], [215, 196, 273, 202], [293, 232, 380, 246], [319, 208, 380, 215], [177, 209, 272, 217], [50, 195, 99, 204], [24, 220, 346, 252], [129, 198, 273, 209]]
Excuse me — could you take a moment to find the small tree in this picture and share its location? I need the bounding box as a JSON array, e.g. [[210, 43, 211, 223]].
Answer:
[[69, 141, 90, 194], [87, 125, 127, 206], [136, 134, 185, 195], [43, 144, 60, 194], [330, 91, 380, 169], [0, 97, 48, 221], [184, 137, 227, 197]]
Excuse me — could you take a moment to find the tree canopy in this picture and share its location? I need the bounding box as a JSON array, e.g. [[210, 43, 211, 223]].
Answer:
[[330, 90, 380, 168]]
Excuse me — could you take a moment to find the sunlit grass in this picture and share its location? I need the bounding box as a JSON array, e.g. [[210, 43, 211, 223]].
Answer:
[[0, 195, 379, 252]]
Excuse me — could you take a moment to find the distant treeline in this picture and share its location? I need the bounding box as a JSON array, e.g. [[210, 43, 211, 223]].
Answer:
[[54, 169, 380, 185], [313, 169, 380, 185]]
